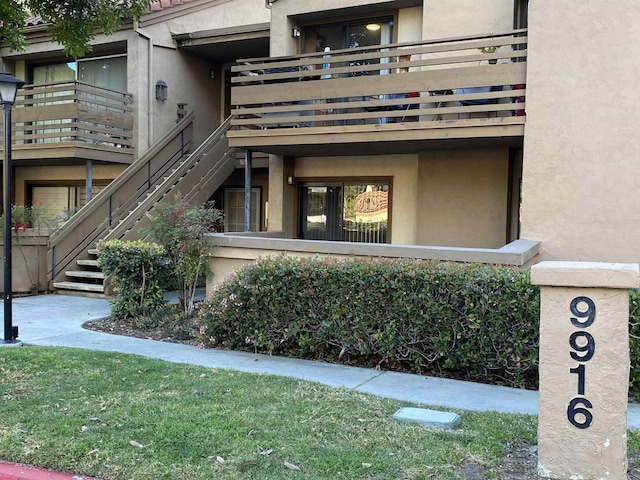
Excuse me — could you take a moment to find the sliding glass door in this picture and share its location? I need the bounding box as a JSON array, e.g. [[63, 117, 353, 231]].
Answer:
[[299, 182, 389, 243]]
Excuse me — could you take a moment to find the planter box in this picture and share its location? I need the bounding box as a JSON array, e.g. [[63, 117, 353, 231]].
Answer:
[[0, 229, 53, 294]]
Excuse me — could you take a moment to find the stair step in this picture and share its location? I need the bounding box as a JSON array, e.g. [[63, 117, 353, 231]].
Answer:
[[53, 281, 105, 293], [65, 270, 106, 280], [77, 259, 99, 267]]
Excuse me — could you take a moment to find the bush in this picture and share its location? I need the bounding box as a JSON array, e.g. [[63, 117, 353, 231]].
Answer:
[[97, 239, 171, 319], [199, 256, 540, 388], [146, 195, 224, 314]]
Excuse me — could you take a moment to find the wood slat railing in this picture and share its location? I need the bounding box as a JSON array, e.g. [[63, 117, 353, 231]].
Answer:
[[230, 29, 527, 133], [0, 81, 133, 152], [48, 112, 195, 287]]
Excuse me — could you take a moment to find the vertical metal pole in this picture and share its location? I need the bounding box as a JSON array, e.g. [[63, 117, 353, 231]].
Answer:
[[244, 149, 253, 232], [85, 160, 93, 203], [3, 103, 14, 342]]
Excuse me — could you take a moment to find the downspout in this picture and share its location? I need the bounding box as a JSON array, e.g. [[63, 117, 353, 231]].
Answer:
[[134, 19, 154, 148]]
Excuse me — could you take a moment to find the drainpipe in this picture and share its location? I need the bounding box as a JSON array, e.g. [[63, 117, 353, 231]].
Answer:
[[134, 19, 154, 148]]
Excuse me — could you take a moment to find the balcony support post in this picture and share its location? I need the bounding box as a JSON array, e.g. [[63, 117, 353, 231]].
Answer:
[[86, 160, 93, 203], [244, 149, 253, 232]]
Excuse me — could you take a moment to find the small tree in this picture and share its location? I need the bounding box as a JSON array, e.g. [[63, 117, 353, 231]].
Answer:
[[147, 195, 224, 314]]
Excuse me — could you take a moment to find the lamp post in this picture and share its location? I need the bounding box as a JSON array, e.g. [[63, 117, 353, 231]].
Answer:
[[0, 72, 25, 344]]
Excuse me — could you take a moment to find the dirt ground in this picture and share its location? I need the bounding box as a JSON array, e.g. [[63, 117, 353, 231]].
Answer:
[[83, 318, 640, 480]]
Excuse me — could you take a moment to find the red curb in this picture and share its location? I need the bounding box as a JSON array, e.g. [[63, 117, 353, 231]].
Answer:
[[0, 461, 97, 480]]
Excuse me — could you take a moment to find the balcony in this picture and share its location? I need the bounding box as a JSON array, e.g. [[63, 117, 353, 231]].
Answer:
[[229, 30, 527, 156], [0, 81, 134, 165]]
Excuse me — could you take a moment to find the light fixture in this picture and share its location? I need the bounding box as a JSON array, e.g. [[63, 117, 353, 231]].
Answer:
[[155, 80, 168, 101], [366, 23, 381, 32], [291, 26, 301, 38], [287, 175, 295, 185], [0, 71, 25, 345]]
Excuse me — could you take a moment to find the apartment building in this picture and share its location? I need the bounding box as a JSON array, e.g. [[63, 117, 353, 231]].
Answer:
[[0, 0, 634, 293]]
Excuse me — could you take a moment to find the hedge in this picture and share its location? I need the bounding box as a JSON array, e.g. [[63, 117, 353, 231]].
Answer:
[[199, 256, 640, 399], [200, 256, 541, 389]]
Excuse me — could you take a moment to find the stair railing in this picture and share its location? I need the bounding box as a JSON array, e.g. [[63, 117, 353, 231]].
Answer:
[[48, 112, 195, 287], [103, 116, 237, 242]]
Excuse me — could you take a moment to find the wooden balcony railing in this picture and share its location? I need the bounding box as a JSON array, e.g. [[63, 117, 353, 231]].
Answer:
[[0, 81, 134, 163], [229, 30, 527, 153]]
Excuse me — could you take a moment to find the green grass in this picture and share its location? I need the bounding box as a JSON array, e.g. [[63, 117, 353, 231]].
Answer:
[[0, 346, 550, 479]]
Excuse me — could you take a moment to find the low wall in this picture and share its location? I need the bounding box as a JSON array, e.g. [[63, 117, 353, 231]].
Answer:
[[205, 233, 540, 296], [0, 229, 52, 294]]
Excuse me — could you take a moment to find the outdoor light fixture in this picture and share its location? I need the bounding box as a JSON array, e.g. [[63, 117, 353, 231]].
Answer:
[[366, 23, 381, 31], [155, 80, 168, 101], [0, 71, 25, 345], [291, 26, 301, 38]]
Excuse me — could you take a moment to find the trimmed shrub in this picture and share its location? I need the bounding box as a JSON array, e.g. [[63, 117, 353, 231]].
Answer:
[[98, 239, 171, 319], [199, 256, 540, 388]]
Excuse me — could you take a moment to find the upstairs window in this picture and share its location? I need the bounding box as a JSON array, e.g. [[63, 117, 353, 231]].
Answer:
[[302, 17, 394, 54]]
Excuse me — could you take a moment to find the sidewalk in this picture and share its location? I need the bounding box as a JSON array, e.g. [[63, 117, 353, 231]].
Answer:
[[3, 294, 640, 479], [10, 294, 540, 414]]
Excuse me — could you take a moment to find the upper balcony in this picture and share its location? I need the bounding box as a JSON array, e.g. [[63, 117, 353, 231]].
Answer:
[[229, 30, 527, 156], [0, 81, 134, 165]]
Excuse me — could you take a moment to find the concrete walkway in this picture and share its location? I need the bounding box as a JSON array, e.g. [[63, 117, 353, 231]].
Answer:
[[6, 294, 640, 428]]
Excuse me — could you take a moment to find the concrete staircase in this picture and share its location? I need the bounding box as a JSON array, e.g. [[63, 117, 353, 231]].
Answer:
[[53, 249, 105, 295], [48, 115, 237, 296]]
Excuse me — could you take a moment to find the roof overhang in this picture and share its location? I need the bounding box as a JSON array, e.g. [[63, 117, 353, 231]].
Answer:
[[173, 23, 270, 63]]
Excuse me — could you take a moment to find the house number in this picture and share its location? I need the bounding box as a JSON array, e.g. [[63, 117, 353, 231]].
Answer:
[[567, 296, 596, 429]]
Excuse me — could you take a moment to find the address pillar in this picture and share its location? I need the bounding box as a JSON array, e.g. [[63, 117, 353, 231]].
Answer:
[[531, 261, 640, 480]]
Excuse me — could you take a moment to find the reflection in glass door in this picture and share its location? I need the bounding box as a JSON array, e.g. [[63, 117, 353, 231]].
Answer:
[[299, 182, 389, 243]]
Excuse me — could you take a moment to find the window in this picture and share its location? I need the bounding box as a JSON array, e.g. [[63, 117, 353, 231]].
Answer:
[[224, 188, 261, 232], [299, 181, 389, 243], [30, 55, 127, 144], [302, 16, 394, 53], [29, 184, 107, 219]]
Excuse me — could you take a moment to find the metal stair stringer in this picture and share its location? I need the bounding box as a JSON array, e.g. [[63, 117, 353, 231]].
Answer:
[[102, 116, 239, 246]]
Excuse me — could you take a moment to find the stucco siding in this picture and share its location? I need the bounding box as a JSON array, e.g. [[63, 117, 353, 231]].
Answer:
[[521, 0, 640, 262], [417, 149, 509, 248]]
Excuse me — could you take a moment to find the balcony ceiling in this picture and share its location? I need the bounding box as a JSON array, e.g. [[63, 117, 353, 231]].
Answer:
[[238, 134, 524, 158], [173, 23, 270, 63], [289, 0, 422, 22]]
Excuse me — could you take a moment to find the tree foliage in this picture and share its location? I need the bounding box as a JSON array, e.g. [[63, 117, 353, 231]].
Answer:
[[0, 0, 152, 58]]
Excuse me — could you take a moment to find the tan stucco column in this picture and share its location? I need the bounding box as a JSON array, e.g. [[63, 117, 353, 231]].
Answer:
[[267, 154, 295, 236], [531, 261, 640, 480]]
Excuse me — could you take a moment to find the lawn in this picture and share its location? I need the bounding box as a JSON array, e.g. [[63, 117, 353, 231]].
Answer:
[[0, 346, 630, 479]]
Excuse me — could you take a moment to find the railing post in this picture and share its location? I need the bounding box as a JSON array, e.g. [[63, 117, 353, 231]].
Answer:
[[51, 246, 56, 281]]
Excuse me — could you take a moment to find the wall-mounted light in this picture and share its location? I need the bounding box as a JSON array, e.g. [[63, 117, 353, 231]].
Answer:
[[291, 26, 301, 38], [366, 23, 381, 32], [155, 80, 168, 101], [287, 175, 295, 185]]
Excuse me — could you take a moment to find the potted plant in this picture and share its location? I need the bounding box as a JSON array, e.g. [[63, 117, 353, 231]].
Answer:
[[479, 45, 499, 64]]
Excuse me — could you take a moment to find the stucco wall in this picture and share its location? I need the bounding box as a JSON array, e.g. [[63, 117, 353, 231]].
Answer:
[[417, 149, 509, 248], [295, 155, 419, 245], [270, 1, 424, 56], [520, 0, 640, 263], [422, 0, 513, 39]]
